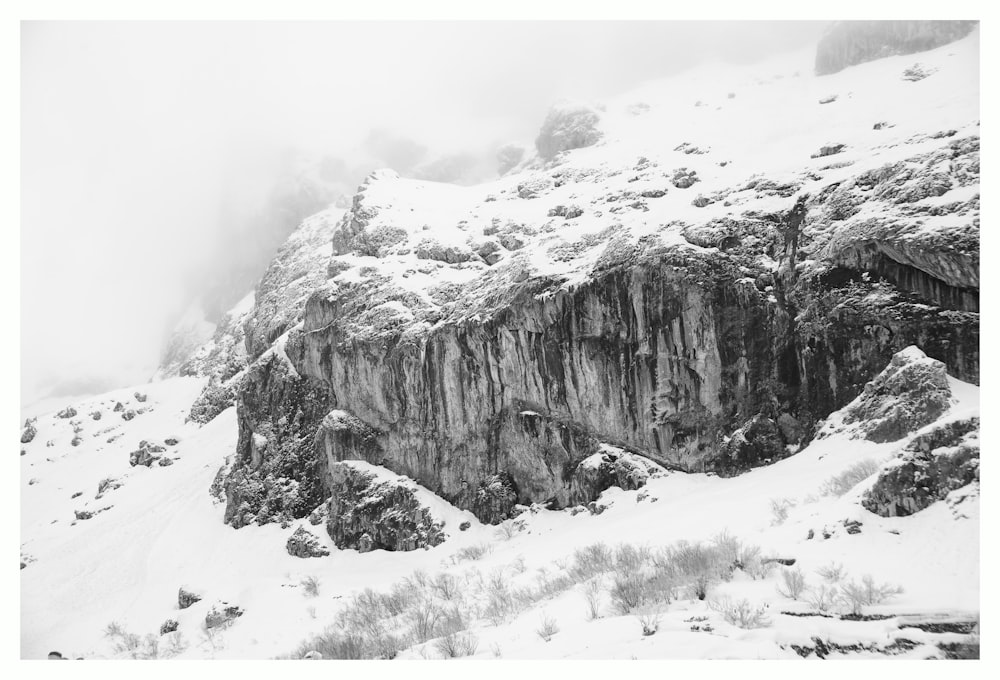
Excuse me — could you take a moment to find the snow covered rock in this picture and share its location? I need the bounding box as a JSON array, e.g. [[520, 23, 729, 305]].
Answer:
[[55, 406, 76, 419], [862, 417, 979, 516], [177, 587, 202, 609], [833, 346, 952, 443], [569, 446, 665, 504], [205, 602, 244, 629], [285, 526, 330, 558], [815, 20, 977, 75], [326, 462, 447, 552], [21, 418, 37, 443], [535, 102, 603, 160]]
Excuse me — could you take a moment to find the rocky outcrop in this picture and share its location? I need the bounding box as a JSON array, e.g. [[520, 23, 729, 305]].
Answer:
[[177, 587, 202, 609], [129, 441, 167, 467], [325, 462, 446, 552], [55, 406, 77, 419], [535, 103, 603, 160], [862, 417, 979, 517], [205, 602, 243, 629], [815, 21, 977, 75], [832, 347, 952, 443], [569, 447, 665, 504], [286, 526, 330, 558], [21, 419, 37, 443]]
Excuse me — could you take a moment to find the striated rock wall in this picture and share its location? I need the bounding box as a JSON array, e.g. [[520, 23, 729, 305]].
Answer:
[[815, 21, 977, 75]]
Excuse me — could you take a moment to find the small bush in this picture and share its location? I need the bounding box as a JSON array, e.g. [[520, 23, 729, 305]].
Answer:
[[434, 630, 479, 658], [839, 574, 903, 615], [406, 598, 443, 643], [495, 521, 523, 541], [431, 573, 461, 600], [301, 575, 321, 598], [816, 562, 845, 583], [662, 542, 722, 600], [452, 543, 492, 563], [776, 568, 807, 600], [582, 578, 603, 619], [570, 542, 614, 580], [636, 608, 662, 636], [611, 571, 648, 614], [536, 613, 560, 642], [708, 597, 771, 629], [104, 621, 185, 659], [770, 497, 796, 525], [820, 459, 881, 497], [805, 584, 840, 613]]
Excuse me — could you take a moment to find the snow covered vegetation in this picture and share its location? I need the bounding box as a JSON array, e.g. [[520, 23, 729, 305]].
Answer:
[[20, 21, 979, 661]]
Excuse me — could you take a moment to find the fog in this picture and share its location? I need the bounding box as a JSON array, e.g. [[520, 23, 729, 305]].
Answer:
[[20, 20, 828, 405]]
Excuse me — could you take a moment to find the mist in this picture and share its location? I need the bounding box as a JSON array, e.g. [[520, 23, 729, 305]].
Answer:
[[20, 20, 828, 405]]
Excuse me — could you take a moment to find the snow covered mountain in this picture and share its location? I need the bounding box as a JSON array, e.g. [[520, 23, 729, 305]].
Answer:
[[21, 23, 979, 660]]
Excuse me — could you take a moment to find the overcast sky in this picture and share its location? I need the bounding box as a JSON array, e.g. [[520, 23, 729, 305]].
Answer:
[[20, 20, 828, 404]]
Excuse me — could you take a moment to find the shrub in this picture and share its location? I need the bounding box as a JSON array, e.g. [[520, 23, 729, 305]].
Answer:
[[776, 568, 807, 600], [293, 627, 367, 660], [431, 573, 461, 600], [104, 621, 186, 659], [570, 543, 614, 580], [820, 459, 881, 497], [536, 613, 560, 642], [614, 544, 652, 574], [452, 543, 492, 563], [662, 542, 723, 600], [405, 598, 443, 643], [611, 571, 649, 614], [301, 575, 320, 598], [495, 521, 523, 541], [770, 497, 796, 525], [740, 546, 775, 580], [805, 584, 839, 613], [839, 574, 904, 615], [434, 630, 479, 658], [816, 562, 845, 583], [582, 578, 603, 619], [636, 608, 662, 636], [708, 597, 771, 629]]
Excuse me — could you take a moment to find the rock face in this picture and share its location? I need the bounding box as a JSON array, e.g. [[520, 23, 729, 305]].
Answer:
[[535, 103, 603, 160], [834, 346, 952, 443], [815, 21, 977, 75], [862, 417, 979, 517], [286, 526, 330, 558], [325, 462, 446, 552]]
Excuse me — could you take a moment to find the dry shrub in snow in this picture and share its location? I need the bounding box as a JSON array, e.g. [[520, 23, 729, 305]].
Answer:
[[707, 597, 771, 629], [838, 574, 904, 615], [770, 497, 796, 525], [104, 621, 187, 659], [434, 630, 479, 658], [431, 573, 461, 600], [452, 543, 492, 563], [300, 575, 320, 598], [820, 459, 881, 497], [776, 567, 807, 600], [536, 613, 560, 641], [570, 542, 614, 580], [661, 541, 724, 600], [635, 608, 662, 636], [816, 562, 845, 583], [805, 584, 840, 613]]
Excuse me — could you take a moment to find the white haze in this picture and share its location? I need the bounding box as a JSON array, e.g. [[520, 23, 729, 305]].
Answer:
[[20, 20, 827, 405]]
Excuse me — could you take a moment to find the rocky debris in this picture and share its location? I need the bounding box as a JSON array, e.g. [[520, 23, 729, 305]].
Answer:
[[158, 457, 175, 467], [818, 95, 838, 105], [134, 392, 147, 403], [670, 168, 699, 188], [843, 519, 863, 534], [497, 143, 526, 175], [873, 121, 894, 130], [517, 177, 553, 199], [164, 437, 180, 446], [862, 417, 979, 517], [569, 448, 665, 504], [71, 491, 82, 499], [640, 188, 667, 199], [459, 521, 471, 531], [129, 441, 167, 467], [113, 402, 124, 412], [96, 477, 123, 498], [205, 602, 243, 629], [177, 587, 202, 610], [535, 102, 603, 160], [353, 225, 409, 257], [547, 204, 584, 219], [28, 478, 40, 486], [811, 143, 847, 159], [159, 620, 179, 635], [815, 20, 977, 75], [121, 409, 136, 421], [71, 435, 82, 447], [286, 526, 331, 558], [21, 419, 37, 443], [90, 411, 102, 421], [691, 195, 712, 208], [674, 142, 709, 155], [74, 510, 94, 520], [415, 239, 475, 264], [326, 462, 447, 552], [833, 346, 952, 443], [55, 406, 77, 419]]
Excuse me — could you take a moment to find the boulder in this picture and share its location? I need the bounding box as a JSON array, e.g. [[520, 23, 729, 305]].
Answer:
[[177, 587, 202, 609], [55, 406, 77, 419], [535, 103, 603, 160], [569, 447, 665, 505], [159, 620, 178, 635], [286, 526, 331, 558], [122, 409, 136, 421], [21, 419, 37, 443]]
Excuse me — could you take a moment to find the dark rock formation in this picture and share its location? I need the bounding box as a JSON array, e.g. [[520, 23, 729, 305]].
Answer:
[[159, 620, 179, 635], [21, 419, 37, 443], [569, 448, 664, 504], [862, 417, 979, 516], [834, 346, 952, 443], [55, 406, 77, 419], [129, 441, 167, 467], [815, 21, 977, 75], [122, 409, 136, 421], [286, 526, 331, 558], [535, 103, 603, 160], [177, 587, 202, 609], [90, 411, 102, 421], [113, 402, 124, 412], [134, 392, 147, 403], [326, 462, 446, 552]]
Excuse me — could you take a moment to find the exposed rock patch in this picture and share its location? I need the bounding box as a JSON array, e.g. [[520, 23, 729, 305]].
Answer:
[[286, 526, 331, 558]]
